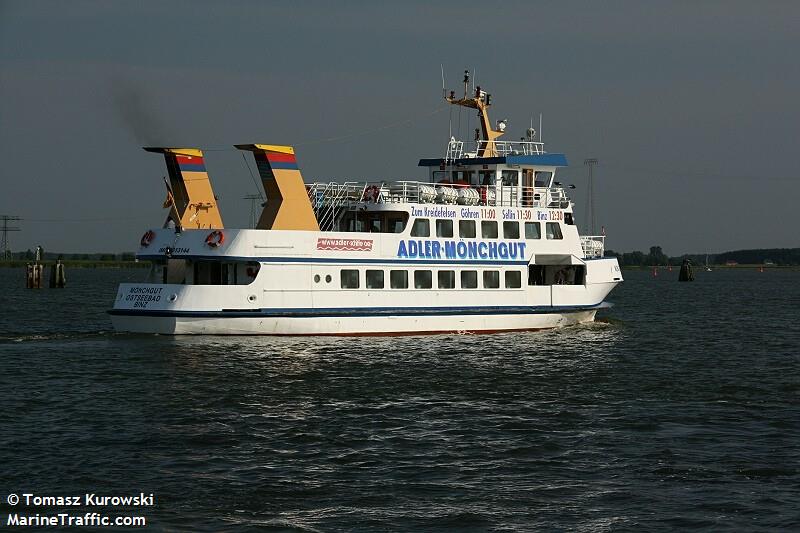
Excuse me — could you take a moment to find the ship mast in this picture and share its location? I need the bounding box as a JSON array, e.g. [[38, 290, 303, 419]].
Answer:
[[445, 70, 505, 158]]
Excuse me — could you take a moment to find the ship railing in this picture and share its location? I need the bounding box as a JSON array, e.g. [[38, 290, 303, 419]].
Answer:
[[307, 181, 367, 230], [445, 139, 545, 161], [308, 180, 571, 210], [580, 235, 605, 258]]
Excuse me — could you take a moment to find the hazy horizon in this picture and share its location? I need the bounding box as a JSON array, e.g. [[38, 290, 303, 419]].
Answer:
[[2, 1, 799, 255]]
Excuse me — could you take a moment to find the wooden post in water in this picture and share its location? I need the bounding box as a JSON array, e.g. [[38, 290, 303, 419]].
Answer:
[[49, 259, 66, 288], [26, 263, 44, 288]]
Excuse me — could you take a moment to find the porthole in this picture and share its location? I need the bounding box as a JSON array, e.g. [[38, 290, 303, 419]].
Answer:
[[168, 294, 178, 302], [314, 274, 321, 283], [248, 294, 257, 303], [325, 275, 332, 283]]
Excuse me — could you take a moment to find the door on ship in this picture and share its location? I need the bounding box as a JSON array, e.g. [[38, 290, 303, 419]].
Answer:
[[522, 169, 534, 207]]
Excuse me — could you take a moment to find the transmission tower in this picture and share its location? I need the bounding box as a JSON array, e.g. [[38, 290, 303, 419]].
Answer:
[[243, 195, 261, 229], [583, 159, 598, 235], [1, 215, 22, 259]]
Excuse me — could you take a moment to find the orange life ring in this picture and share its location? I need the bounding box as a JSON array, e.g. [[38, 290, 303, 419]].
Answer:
[[205, 230, 225, 247], [140, 230, 155, 247]]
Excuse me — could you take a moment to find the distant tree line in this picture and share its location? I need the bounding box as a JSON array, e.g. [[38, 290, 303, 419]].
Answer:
[[8, 250, 136, 262], [605, 246, 800, 266]]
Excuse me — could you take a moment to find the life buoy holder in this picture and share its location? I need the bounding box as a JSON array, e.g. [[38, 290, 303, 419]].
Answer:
[[205, 230, 225, 248], [140, 230, 155, 247], [479, 186, 487, 205], [363, 185, 381, 203]]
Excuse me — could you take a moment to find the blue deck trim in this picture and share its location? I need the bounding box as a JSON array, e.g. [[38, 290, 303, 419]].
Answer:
[[108, 302, 607, 319], [418, 153, 568, 167]]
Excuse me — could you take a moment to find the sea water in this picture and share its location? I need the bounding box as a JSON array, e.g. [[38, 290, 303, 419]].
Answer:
[[1, 268, 798, 531]]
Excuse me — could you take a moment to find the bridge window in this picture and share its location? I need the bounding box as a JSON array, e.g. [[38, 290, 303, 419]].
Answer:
[[525, 222, 541, 239], [366, 270, 384, 289], [546, 222, 563, 240], [438, 270, 456, 289], [501, 170, 519, 187], [461, 270, 478, 289], [505, 270, 522, 288], [436, 219, 453, 238], [390, 270, 408, 289], [411, 218, 430, 237], [503, 221, 520, 239], [459, 220, 476, 238], [340, 269, 360, 289], [483, 270, 500, 288], [535, 171, 552, 187], [481, 220, 498, 239], [414, 270, 432, 289]]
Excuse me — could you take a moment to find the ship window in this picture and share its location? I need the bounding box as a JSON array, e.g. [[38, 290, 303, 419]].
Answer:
[[525, 222, 541, 240], [436, 219, 453, 238], [546, 222, 563, 240], [459, 220, 476, 238], [438, 270, 455, 289], [481, 220, 498, 239], [483, 270, 500, 288], [564, 213, 574, 226], [340, 269, 360, 289], [390, 270, 408, 289], [461, 270, 478, 289], [325, 274, 332, 283], [535, 171, 552, 187], [314, 274, 320, 283], [366, 270, 384, 289], [503, 221, 520, 239], [480, 171, 494, 186], [501, 170, 519, 187], [414, 270, 432, 289], [411, 218, 430, 237], [388, 217, 406, 233], [505, 270, 522, 288]]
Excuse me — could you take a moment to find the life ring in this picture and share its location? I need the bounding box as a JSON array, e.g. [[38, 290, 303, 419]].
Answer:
[[205, 230, 225, 247], [140, 230, 155, 247], [363, 185, 381, 203]]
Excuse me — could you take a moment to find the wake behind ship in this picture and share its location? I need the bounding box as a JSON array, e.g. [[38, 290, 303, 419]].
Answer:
[[109, 76, 622, 335]]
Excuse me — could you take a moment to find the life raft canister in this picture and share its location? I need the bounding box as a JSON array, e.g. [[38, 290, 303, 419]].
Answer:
[[205, 230, 225, 248], [140, 230, 156, 247]]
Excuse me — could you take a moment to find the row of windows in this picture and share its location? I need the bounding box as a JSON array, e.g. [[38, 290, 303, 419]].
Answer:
[[338, 269, 523, 290], [410, 219, 563, 240]]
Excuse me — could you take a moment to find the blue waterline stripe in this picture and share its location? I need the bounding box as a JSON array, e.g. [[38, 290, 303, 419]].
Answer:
[[136, 254, 529, 266], [108, 302, 608, 318]]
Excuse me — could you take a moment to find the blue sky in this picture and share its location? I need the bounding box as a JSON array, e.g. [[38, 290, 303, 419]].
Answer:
[[1, 0, 798, 254]]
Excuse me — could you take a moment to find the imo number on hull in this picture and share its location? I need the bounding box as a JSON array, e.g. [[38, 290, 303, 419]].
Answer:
[[109, 74, 623, 335]]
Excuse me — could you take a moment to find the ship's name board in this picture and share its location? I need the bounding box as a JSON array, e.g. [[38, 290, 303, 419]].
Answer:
[[397, 240, 527, 261]]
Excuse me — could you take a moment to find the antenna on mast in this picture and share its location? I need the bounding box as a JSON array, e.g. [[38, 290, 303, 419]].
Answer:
[[440, 64, 446, 99], [539, 113, 543, 142], [462, 69, 470, 97]]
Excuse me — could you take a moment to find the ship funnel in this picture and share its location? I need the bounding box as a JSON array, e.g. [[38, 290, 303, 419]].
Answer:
[[143, 147, 223, 230], [235, 144, 319, 231]]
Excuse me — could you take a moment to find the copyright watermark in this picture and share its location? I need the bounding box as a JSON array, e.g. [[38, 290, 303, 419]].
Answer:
[[4, 492, 153, 528]]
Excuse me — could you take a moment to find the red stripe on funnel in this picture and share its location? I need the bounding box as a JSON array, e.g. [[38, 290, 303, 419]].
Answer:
[[266, 152, 296, 164]]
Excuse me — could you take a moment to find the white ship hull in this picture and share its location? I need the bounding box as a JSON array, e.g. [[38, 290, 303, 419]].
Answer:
[[110, 308, 602, 336]]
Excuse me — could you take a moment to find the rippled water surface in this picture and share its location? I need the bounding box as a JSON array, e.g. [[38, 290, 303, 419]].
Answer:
[[1, 267, 799, 531]]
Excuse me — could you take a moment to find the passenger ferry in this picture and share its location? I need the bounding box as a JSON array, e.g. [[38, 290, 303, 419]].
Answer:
[[109, 78, 622, 335]]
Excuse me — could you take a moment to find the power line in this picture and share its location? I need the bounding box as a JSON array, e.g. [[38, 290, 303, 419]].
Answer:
[[1, 215, 22, 259]]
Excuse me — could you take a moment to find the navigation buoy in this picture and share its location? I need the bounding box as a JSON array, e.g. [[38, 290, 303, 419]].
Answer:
[[678, 259, 694, 282]]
